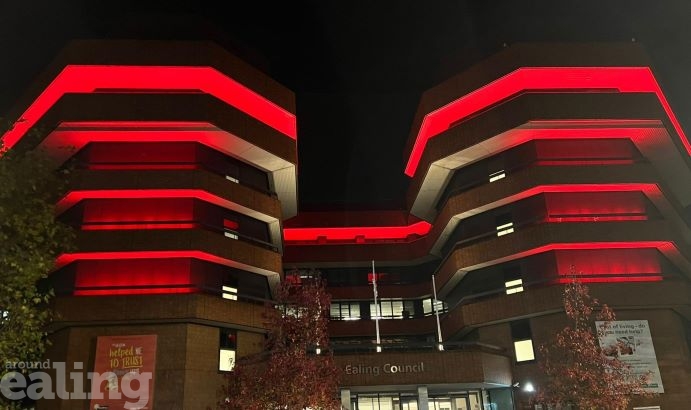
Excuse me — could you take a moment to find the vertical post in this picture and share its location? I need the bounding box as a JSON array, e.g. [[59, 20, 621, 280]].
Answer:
[[432, 274, 444, 351], [340, 388, 351, 410], [417, 386, 429, 410], [372, 260, 381, 352]]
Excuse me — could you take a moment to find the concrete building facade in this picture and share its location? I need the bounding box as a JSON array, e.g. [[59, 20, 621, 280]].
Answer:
[[3, 41, 691, 410]]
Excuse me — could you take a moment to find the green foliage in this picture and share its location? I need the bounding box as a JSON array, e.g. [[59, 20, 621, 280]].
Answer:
[[0, 123, 75, 407]]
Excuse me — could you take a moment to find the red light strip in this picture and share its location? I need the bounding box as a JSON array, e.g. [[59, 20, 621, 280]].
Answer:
[[406, 67, 690, 176], [39, 121, 280, 165], [55, 250, 242, 270], [507, 241, 676, 261], [283, 220, 432, 242], [1, 65, 297, 150], [56, 189, 257, 215], [284, 184, 658, 244]]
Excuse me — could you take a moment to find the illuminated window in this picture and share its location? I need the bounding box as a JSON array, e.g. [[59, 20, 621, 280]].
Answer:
[[222, 285, 238, 301], [330, 302, 361, 321], [370, 299, 405, 319], [514, 339, 535, 362], [511, 320, 535, 362], [496, 213, 514, 237], [422, 298, 446, 316], [489, 170, 506, 183], [219, 328, 237, 372], [505, 279, 524, 294], [504, 266, 523, 294], [225, 175, 239, 183]]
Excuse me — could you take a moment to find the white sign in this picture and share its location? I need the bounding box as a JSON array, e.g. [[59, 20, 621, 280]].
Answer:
[[596, 320, 664, 393]]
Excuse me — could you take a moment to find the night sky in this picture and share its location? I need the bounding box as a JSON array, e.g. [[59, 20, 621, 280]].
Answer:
[[2, 1, 691, 210]]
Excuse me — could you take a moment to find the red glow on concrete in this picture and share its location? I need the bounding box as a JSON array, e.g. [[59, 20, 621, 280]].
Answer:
[[85, 164, 199, 170], [283, 220, 432, 244], [39, 122, 270, 166], [544, 191, 647, 221], [82, 223, 198, 230], [1, 65, 297, 150], [555, 276, 662, 284], [81, 198, 195, 224], [405, 67, 690, 176], [511, 241, 674, 260], [555, 248, 661, 276], [74, 258, 193, 293], [546, 216, 648, 223], [74, 287, 196, 296]]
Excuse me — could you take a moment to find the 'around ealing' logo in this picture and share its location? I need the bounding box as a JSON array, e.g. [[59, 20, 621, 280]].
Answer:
[[1, 360, 151, 409]]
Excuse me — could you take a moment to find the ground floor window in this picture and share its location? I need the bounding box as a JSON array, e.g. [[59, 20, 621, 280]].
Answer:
[[350, 391, 484, 410], [352, 393, 418, 410], [429, 393, 481, 410]]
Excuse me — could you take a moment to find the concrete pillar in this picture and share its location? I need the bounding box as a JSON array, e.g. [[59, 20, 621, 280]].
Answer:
[[340, 388, 351, 410], [418, 385, 429, 410]]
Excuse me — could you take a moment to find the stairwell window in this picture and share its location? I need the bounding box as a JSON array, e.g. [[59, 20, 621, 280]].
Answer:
[[219, 328, 237, 372]]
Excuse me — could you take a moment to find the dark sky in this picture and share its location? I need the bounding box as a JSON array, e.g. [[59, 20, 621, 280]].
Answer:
[[2, 1, 691, 209]]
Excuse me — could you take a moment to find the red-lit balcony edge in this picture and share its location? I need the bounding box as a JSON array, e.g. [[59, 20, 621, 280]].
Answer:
[[0, 65, 297, 152], [405, 67, 690, 176]]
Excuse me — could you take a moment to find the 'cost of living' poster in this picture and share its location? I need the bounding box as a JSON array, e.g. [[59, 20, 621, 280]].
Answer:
[[596, 320, 664, 393]]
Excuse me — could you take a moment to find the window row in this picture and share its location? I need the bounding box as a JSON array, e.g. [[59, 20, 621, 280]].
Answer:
[[330, 298, 447, 321]]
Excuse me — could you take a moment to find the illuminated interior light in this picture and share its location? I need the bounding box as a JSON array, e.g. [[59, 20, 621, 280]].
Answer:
[[489, 170, 506, 182], [496, 222, 514, 231], [225, 176, 239, 183], [405, 67, 691, 176], [1, 65, 297, 151], [224, 232, 239, 240], [497, 228, 515, 237]]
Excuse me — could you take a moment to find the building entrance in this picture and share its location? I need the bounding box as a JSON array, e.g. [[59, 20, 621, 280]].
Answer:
[[429, 392, 481, 410]]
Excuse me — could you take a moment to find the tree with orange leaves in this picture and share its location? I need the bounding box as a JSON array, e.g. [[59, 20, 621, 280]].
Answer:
[[219, 272, 340, 410], [534, 280, 653, 410]]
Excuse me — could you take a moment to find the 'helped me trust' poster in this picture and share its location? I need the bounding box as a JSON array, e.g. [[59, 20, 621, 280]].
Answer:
[[90, 334, 158, 409]]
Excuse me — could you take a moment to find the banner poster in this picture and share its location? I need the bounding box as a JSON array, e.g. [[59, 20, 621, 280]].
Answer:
[[596, 320, 664, 393], [89, 334, 158, 409]]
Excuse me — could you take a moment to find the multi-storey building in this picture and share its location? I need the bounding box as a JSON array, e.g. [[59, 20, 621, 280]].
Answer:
[[3, 41, 691, 410]]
